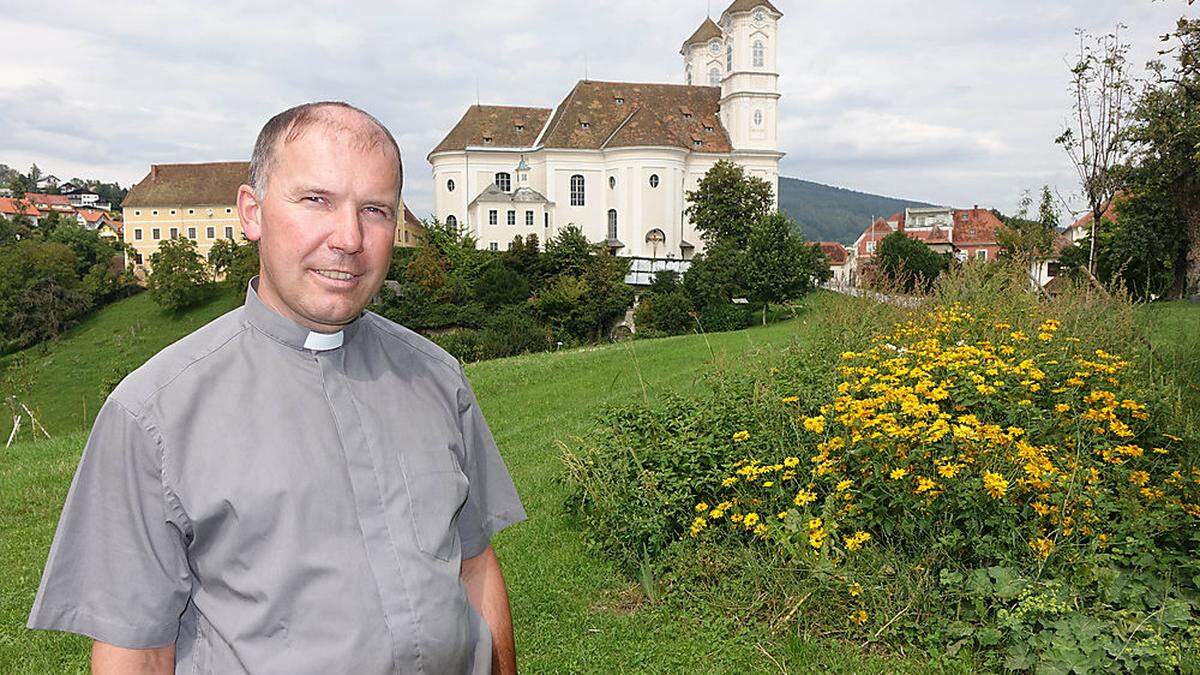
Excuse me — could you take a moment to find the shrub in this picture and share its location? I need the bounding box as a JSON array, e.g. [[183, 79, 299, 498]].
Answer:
[[148, 238, 211, 312], [475, 263, 530, 308], [477, 305, 551, 359], [695, 302, 754, 332], [874, 230, 951, 292]]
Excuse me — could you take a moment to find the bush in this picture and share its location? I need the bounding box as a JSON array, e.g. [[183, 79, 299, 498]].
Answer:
[[695, 302, 754, 333], [475, 263, 530, 308], [148, 238, 212, 312], [563, 267, 1200, 671], [477, 305, 551, 359]]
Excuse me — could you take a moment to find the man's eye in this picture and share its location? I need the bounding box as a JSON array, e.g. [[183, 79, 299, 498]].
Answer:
[[364, 207, 387, 216], [303, 196, 325, 204]]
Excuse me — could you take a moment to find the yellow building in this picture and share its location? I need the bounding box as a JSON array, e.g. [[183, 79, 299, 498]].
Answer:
[[123, 161, 419, 275]]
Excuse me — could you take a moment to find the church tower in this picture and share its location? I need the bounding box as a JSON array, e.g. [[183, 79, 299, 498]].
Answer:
[[680, 17, 724, 87], [716, 1, 782, 153]]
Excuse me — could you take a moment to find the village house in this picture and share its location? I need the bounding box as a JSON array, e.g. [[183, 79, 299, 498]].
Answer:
[[122, 161, 421, 274], [75, 207, 119, 239], [849, 206, 1005, 282], [0, 196, 41, 226], [429, 0, 784, 282], [817, 241, 852, 287], [24, 192, 76, 218]]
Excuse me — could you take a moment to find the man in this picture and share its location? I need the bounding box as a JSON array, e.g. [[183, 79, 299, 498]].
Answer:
[[28, 102, 526, 674]]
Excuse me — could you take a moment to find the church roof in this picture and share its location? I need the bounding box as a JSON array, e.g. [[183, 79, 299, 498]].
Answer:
[[430, 105, 551, 155], [722, 0, 782, 18], [469, 184, 551, 206], [682, 18, 722, 49], [123, 161, 248, 207], [540, 80, 733, 152]]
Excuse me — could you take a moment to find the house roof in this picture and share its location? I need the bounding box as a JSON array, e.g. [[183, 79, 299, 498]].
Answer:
[[722, 0, 783, 18], [682, 18, 722, 48], [469, 183, 551, 206], [430, 105, 552, 155], [855, 217, 895, 248], [403, 205, 421, 229], [0, 197, 40, 217], [1067, 195, 1122, 234], [951, 208, 1002, 245], [76, 208, 110, 224], [123, 161, 249, 207], [540, 80, 733, 152], [818, 241, 848, 265], [24, 192, 74, 212]]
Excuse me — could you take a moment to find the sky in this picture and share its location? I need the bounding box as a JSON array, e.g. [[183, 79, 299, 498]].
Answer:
[[0, 0, 1191, 223]]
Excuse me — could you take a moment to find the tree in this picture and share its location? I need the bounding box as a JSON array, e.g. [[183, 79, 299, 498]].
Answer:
[[148, 238, 211, 312], [0, 240, 90, 351], [998, 186, 1058, 265], [1055, 26, 1135, 275], [684, 160, 775, 248], [874, 231, 950, 292], [743, 212, 830, 324], [542, 225, 595, 279], [474, 262, 530, 308]]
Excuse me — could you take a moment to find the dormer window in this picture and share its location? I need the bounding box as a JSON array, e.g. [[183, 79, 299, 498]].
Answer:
[[754, 8, 765, 22], [483, 135, 493, 144], [614, 94, 625, 105], [680, 106, 693, 119], [692, 138, 703, 147], [580, 121, 590, 129], [703, 124, 714, 132], [514, 124, 524, 131]]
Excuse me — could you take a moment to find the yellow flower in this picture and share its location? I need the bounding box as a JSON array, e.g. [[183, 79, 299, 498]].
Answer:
[[836, 479, 853, 492], [1029, 537, 1055, 560], [809, 528, 825, 549], [1129, 471, 1150, 487], [1055, 403, 1070, 413], [732, 430, 750, 443], [753, 523, 768, 536], [777, 511, 789, 520], [808, 517, 823, 530], [982, 471, 1008, 499], [1009, 331, 1028, 342], [915, 476, 937, 493], [793, 490, 817, 507], [849, 609, 869, 625], [803, 416, 826, 434], [848, 583, 863, 597], [844, 531, 871, 551], [784, 456, 800, 468], [889, 467, 908, 480], [743, 512, 760, 528], [694, 502, 709, 512], [937, 462, 961, 479], [689, 517, 707, 537], [781, 395, 799, 404], [762, 481, 774, 487], [721, 477, 738, 487]]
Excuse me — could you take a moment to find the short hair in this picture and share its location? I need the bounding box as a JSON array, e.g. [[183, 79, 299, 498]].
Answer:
[[248, 101, 403, 199]]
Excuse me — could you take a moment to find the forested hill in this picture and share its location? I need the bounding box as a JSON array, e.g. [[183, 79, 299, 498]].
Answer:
[[778, 176, 936, 244]]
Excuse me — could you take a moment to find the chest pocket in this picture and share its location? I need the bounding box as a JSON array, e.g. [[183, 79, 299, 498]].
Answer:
[[400, 445, 470, 562]]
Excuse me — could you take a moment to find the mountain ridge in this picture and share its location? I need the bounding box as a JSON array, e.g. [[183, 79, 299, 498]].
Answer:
[[778, 176, 937, 245]]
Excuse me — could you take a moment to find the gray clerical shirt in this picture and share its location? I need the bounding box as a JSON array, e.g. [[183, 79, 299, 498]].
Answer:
[[28, 279, 526, 674]]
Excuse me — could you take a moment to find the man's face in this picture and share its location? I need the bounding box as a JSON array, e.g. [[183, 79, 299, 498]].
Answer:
[[239, 116, 399, 333]]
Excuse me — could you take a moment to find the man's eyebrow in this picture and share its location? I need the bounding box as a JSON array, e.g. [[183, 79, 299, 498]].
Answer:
[[292, 186, 335, 197]]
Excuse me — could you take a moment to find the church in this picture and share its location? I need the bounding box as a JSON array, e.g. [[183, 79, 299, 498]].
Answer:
[[428, 0, 783, 268]]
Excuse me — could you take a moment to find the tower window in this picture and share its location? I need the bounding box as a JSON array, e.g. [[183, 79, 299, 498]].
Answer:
[[447, 179, 456, 192], [570, 174, 585, 206], [753, 40, 764, 67], [754, 109, 764, 126], [649, 174, 660, 188], [607, 209, 618, 240], [708, 67, 720, 86], [708, 39, 720, 54], [609, 176, 616, 189], [726, 44, 732, 71], [494, 172, 511, 192], [686, 65, 693, 85], [447, 215, 457, 227]]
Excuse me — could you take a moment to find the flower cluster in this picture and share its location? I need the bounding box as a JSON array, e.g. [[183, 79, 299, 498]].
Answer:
[[689, 305, 1196, 568]]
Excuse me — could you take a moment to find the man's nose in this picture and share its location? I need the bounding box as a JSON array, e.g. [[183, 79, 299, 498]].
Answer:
[[328, 204, 364, 254]]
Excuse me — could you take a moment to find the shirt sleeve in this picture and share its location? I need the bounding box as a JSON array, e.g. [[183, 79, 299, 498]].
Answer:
[[27, 397, 193, 648], [455, 367, 527, 560]]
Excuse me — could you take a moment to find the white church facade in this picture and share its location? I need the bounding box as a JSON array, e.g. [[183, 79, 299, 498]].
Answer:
[[427, 0, 784, 265]]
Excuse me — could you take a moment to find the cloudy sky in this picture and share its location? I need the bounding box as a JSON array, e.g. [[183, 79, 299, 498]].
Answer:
[[0, 0, 1190, 222]]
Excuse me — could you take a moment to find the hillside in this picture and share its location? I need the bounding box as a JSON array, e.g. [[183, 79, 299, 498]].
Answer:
[[778, 176, 936, 244]]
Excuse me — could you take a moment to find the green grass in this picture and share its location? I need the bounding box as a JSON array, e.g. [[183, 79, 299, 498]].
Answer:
[[1136, 299, 1200, 423], [3, 290, 1194, 672]]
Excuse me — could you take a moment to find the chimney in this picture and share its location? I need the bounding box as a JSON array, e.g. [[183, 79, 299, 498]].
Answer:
[[973, 204, 978, 211], [151, 164, 159, 180]]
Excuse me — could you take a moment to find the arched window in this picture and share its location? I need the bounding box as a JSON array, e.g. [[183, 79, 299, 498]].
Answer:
[[570, 174, 585, 206], [754, 109, 764, 126], [708, 67, 720, 86], [609, 176, 616, 189], [649, 174, 660, 188], [753, 40, 764, 67], [726, 44, 733, 71], [494, 172, 511, 192], [686, 64, 693, 85], [447, 179, 456, 192], [607, 209, 618, 240], [446, 215, 457, 227]]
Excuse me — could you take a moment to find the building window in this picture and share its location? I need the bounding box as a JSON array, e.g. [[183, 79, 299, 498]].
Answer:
[[686, 65, 693, 85], [447, 215, 457, 227], [226, 208, 232, 214], [544, 212, 549, 227], [207, 208, 213, 215], [134, 210, 141, 216], [609, 176, 616, 189], [570, 174, 585, 206], [152, 228, 160, 240], [753, 40, 764, 67], [186, 227, 195, 239], [754, 109, 763, 126], [1047, 262, 1061, 277], [709, 67, 720, 86], [607, 209, 617, 240], [709, 39, 720, 54], [649, 174, 660, 188], [489, 210, 498, 225], [152, 210, 158, 216], [170, 209, 177, 215], [134, 228, 142, 240], [494, 172, 511, 192], [726, 44, 733, 71], [206, 226, 215, 238], [866, 241, 876, 253], [447, 179, 456, 192], [525, 210, 534, 226], [225, 227, 233, 239], [975, 249, 987, 261], [188, 209, 195, 215], [489, 242, 498, 251], [170, 227, 179, 240], [507, 210, 516, 226]]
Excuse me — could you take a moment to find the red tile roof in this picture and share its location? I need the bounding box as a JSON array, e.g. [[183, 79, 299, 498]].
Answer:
[[124, 162, 248, 207], [430, 105, 552, 155], [818, 241, 848, 265], [0, 197, 40, 218], [24, 192, 72, 207], [1067, 195, 1122, 234], [77, 208, 110, 224], [951, 208, 1002, 245]]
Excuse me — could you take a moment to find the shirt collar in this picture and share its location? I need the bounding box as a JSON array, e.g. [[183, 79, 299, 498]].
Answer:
[[244, 276, 363, 352]]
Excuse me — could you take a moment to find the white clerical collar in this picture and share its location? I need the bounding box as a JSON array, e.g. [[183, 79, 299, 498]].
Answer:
[[303, 330, 344, 351]]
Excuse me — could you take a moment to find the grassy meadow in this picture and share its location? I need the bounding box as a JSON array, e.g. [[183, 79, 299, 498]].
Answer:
[[1, 286, 1196, 673]]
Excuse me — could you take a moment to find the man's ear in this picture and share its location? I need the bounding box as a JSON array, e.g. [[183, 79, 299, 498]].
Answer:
[[238, 185, 263, 242]]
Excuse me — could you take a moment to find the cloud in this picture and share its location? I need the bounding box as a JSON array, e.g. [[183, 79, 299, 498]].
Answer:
[[0, 0, 1188, 221]]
